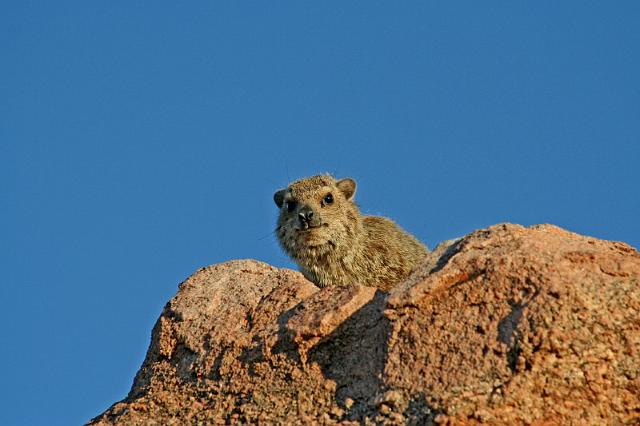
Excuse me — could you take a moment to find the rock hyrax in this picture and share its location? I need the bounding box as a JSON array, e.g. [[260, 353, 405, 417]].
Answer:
[[274, 175, 428, 291]]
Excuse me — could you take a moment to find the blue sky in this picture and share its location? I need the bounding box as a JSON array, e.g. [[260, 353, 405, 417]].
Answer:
[[2, 2, 639, 425]]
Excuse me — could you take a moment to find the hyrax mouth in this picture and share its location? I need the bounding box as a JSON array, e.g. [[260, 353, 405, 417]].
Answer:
[[298, 223, 329, 232]]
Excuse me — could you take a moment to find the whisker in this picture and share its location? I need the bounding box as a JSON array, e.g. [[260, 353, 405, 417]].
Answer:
[[257, 229, 278, 241]]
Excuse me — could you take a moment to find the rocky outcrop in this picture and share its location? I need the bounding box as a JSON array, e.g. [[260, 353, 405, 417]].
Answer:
[[90, 224, 640, 425]]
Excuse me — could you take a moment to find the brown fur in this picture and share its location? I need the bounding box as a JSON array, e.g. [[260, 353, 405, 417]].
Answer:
[[274, 175, 428, 291]]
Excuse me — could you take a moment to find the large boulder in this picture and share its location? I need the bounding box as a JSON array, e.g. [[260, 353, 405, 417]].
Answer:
[[90, 224, 640, 425]]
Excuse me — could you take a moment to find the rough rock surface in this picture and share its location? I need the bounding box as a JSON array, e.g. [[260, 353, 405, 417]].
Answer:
[[89, 224, 640, 425]]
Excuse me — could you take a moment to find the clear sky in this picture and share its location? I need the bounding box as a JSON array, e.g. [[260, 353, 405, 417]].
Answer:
[[2, 2, 639, 425]]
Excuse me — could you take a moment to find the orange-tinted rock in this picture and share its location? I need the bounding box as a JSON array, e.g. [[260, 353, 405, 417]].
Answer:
[[89, 224, 640, 425]]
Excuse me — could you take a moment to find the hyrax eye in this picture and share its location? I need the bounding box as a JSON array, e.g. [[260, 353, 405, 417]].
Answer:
[[323, 193, 334, 205], [286, 201, 297, 212]]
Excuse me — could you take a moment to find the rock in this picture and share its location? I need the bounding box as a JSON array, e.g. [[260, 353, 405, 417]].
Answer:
[[89, 224, 640, 425]]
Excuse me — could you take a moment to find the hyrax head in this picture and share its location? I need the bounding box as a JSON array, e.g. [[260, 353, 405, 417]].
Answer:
[[274, 175, 359, 252]]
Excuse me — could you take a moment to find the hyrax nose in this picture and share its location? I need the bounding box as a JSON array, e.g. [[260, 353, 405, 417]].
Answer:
[[298, 206, 314, 223]]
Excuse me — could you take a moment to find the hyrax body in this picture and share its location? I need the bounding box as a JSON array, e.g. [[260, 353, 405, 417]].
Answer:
[[274, 175, 428, 291]]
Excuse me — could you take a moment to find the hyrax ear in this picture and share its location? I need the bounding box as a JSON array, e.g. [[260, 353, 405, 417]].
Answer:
[[273, 189, 286, 208], [336, 178, 357, 201]]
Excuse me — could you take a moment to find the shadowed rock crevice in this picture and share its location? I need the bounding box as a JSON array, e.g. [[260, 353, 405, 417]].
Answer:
[[309, 292, 391, 408], [497, 300, 526, 346], [89, 224, 640, 425], [269, 304, 305, 364], [429, 237, 465, 273], [403, 392, 444, 426]]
